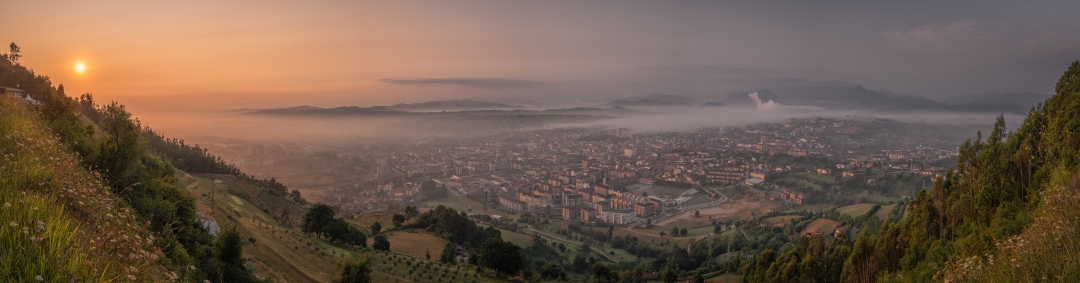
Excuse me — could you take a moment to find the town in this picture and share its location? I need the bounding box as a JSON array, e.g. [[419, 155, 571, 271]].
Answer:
[[199, 116, 964, 228]]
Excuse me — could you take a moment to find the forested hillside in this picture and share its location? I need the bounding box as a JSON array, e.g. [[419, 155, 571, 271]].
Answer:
[[748, 61, 1080, 282]]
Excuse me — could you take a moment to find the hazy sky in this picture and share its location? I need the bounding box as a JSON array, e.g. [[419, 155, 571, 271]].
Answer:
[[5, 1, 1080, 112]]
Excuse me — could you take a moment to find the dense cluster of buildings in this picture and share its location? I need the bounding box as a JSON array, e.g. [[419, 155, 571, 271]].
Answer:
[[204, 117, 960, 221]]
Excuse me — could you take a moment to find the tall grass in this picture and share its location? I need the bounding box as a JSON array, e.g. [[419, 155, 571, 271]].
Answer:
[[1, 97, 169, 281]]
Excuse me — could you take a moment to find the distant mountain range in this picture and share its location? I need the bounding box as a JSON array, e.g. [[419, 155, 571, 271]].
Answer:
[[773, 82, 950, 111], [699, 102, 727, 107], [251, 88, 1050, 117], [246, 105, 639, 117], [389, 99, 522, 110], [605, 93, 691, 107], [248, 105, 405, 116]]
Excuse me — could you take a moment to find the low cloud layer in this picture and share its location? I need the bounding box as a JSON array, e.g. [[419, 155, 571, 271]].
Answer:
[[378, 77, 545, 89], [564, 104, 1021, 135]]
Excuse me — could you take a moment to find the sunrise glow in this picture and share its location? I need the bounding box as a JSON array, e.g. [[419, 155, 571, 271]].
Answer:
[[74, 62, 85, 73]]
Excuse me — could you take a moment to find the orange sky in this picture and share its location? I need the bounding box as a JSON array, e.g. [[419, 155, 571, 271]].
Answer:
[[6, 2, 602, 111], [5, 1, 1079, 115]]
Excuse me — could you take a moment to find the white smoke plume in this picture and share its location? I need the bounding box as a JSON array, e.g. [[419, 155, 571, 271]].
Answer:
[[749, 92, 779, 110]]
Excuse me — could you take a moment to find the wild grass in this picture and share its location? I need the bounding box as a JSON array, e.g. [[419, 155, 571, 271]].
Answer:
[[0, 98, 167, 282], [945, 168, 1080, 282]]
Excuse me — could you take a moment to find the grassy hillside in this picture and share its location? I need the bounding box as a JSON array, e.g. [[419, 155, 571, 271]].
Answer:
[[1, 49, 273, 281], [1, 97, 167, 281]]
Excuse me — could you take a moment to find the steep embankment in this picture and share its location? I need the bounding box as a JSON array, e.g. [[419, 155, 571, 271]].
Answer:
[[1, 97, 168, 281], [3, 49, 264, 282]]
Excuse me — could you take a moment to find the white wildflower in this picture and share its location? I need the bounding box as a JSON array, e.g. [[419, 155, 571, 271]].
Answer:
[[8, 222, 16, 227], [35, 275, 43, 281]]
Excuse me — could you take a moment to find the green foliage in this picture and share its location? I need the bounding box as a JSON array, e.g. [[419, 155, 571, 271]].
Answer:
[[406, 205, 501, 248], [590, 263, 618, 283], [539, 263, 565, 280], [303, 204, 336, 234], [332, 257, 372, 283], [372, 235, 390, 251], [658, 267, 677, 283], [302, 204, 367, 246], [439, 242, 456, 264], [477, 238, 524, 278], [370, 221, 382, 235], [391, 214, 405, 227]]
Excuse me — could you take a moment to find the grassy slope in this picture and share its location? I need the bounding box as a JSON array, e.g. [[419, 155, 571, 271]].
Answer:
[[0, 98, 167, 282], [873, 204, 897, 219]]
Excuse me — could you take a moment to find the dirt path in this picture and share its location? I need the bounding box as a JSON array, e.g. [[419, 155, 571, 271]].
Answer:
[[688, 234, 711, 253]]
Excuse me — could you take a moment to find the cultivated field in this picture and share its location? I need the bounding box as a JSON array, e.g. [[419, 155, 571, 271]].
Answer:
[[764, 215, 801, 226], [369, 230, 449, 259], [800, 219, 841, 235], [874, 204, 898, 219], [838, 203, 877, 217]]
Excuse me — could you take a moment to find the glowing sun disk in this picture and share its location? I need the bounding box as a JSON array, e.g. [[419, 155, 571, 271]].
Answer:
[[75, 62, 86, 73]]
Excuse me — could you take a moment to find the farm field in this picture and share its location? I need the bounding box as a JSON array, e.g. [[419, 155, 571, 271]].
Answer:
[[369, 230, 449, 260], [874, 204, 898, 219], [838, 203, 876, 217], [764, 215, 801, 226], [800, 218, 841, 235], [497, 228, 536, 248], [706, 274, 744, 283]]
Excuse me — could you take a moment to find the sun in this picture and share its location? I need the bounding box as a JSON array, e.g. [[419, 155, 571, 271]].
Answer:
[[74, 62, 86, 73]]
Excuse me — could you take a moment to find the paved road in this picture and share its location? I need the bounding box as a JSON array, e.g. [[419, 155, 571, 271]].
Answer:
[[656, 191, 729, 226], [524, 225, 620, 263]]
